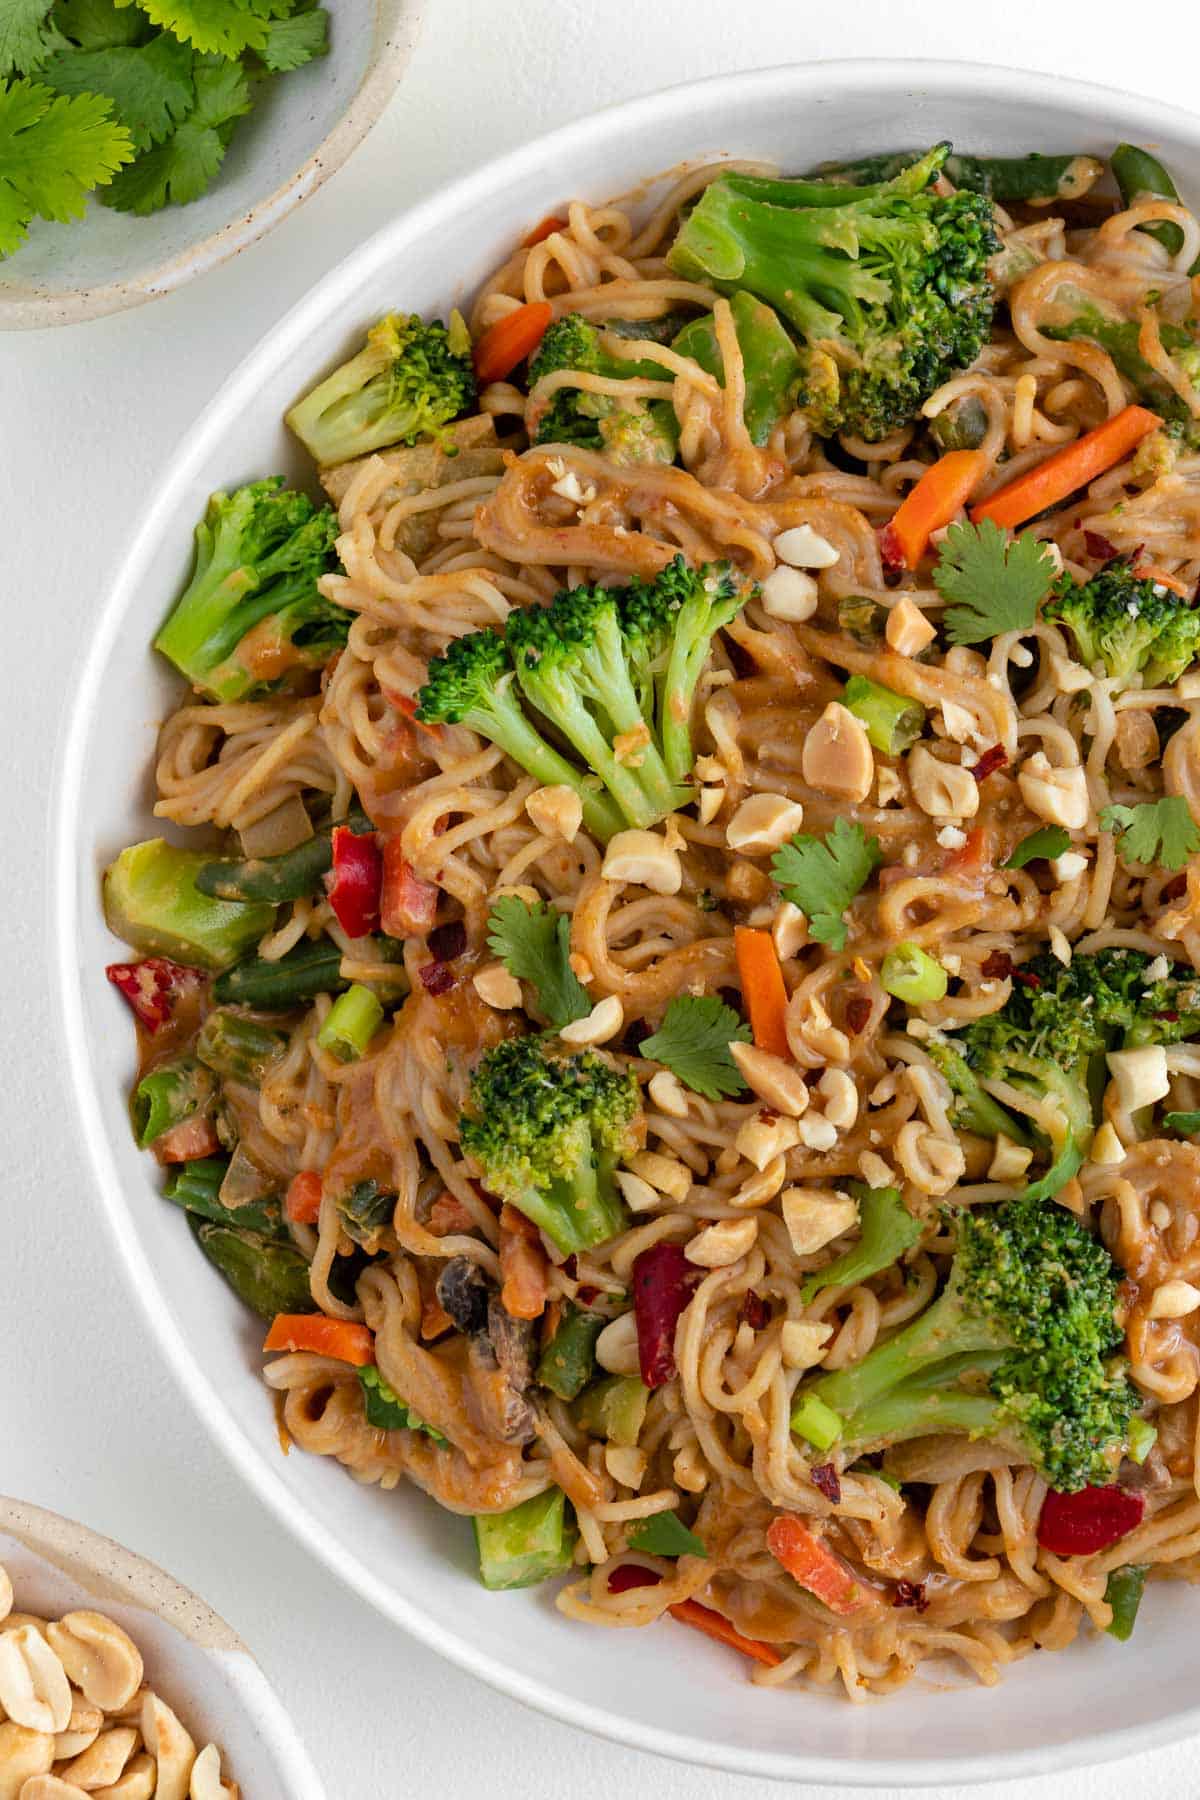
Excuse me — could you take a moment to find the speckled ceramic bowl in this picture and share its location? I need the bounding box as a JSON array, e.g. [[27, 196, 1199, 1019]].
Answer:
[[0, 1499, 325, 1797], [0, 0, 421, 330]]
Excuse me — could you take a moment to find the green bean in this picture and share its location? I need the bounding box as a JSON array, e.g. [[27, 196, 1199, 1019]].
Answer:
[[163, 1157, 286, 1238], [196, 1008, 289, 1084], [189, 1219, 316, 1320], [195, 808, 371, 904], [537, 1303, 605, 1401], [131, 1058, 214, 1147], [1104, 1563, 1149, 1641], [212, 937, 349, 1009], [929, 394, 989, 452], [1111, 143, 1184, 257], [802, 149, 1098, 204]]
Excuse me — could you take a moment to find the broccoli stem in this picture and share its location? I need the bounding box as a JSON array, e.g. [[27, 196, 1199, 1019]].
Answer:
[[671, 291, 802, 446], [808, 1292, 1006, 1424], [659, 582, 743, 786], [465, 682, 626, 842], [104, 839, 275, 973], [506, 1157, 629, 1257], [1111, 143, 1185, 258], [802, 150, 1093, 204], [800, 1182, 922, 1303], [473, 1488, 576, 1590], [316, 984, 384, 1062], [837, 1355, 1008, 1452], [925, 1037, 1034, 1145]]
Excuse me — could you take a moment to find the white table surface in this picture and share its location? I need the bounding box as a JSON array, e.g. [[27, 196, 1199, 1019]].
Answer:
[[3, 3, 1197, 1794]]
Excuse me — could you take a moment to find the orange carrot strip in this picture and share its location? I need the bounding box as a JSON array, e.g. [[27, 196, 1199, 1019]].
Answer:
[[667, 1600, 783, 1668], [421, 1292, 454, 1341], [734, 927, 790, 1058], [285, 1170, 323, 1226], [970, 405, 1161, 530], [473, 301, 554, 385], [522, 213, 567, 248], [499, 1203, 549, 1320], [766, 1514, 861, 1616], [263, 1315, 374, 1366], [1133, 562, 1195, 598], [885, 449, 987, 568]]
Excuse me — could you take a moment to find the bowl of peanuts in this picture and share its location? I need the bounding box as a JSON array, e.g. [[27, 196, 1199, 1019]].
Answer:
[[0, 1499, 324, 1800]]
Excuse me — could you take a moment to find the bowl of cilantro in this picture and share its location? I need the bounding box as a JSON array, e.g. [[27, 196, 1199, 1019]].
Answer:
[[0, 0, 422, 329]]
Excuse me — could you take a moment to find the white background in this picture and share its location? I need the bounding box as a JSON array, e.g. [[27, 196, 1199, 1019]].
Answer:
[[3, 4, 1197, 1796]]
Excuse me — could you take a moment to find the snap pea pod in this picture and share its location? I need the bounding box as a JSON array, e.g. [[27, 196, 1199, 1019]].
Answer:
[[1111, 143, 1185, 257], [189, 1217, 316, 1320], [131, 1058, 215, 1147], [194, 808, 371, 904], [537, 1303, 606, 1401], [212, 937, 349, 1008], [197, 1008, 289, 1084], [802, 149, 1098, 203]]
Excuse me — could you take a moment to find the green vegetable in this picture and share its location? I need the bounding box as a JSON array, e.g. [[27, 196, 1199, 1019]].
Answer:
[[485, 895, 590, 1029], [790, 1392, 844, 1452], [458, 1035, 638, 1254], [196, 812, 370, 904], [104, 838, 274, 971], [189, 1218, 315, 1320], [257, 9, 327, 73], [1045, 562, 1200, 691], [626, 1512, 707, 1558], [793, 1197, 1137, 1492], [1101, 798, 1200, 872], [526, 312, 676, 463], [880, 942, 947, 1005], [842, 674, 925, 755], [932, 520, 1058, 646], [667, 144, 997, 441], [0, 75, 133, 256], [38, 28, 194, 152], [572, 1373, 649, 1446], [1104, 1563, 1149, 1641], [162, 1156, 285, 1238], [536, 1303, 605, 1401], [807, 149, 1095, 205], [1005, 826, 1071, 870], [316, 984, 384, 1062], [154, 477, 345, 703], [131, 1055, 213, 1145], [671, 290, 802, 446], [639, 995, 750, 1102], [838, 593, 888, 646], [925, 1034, 1034, 1145], [1112, 143, 1184, 257], [473, 1488, 576, 1590], [102, 55, 249, 213], [335, 1178, 394, 1250], [212, 935, 364, 1009], [801, 1182, 922, 1303], [1041, 293, 1199, 439], [1165, 1109, 1200, 1135], [929, 393, 989, 452], [771, 817, 883, 951], [1128, 1415, 1157, 1464], [286, 312, 476, 466], [196, 1008, 287, 1084], [358, 1365, 445, 1440]]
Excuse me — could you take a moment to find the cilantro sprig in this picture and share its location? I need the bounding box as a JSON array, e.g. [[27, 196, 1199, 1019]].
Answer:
[[640, 996, 750, 1101], [771, 818, 883, 952], [0, 76, 133, 256], [1100, 798, 1200, 872], [932, 519, 1058, 646], [486, 895, 591, 1030]]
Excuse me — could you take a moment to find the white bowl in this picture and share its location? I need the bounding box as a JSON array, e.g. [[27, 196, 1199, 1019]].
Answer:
[[0, 1498, 325, 1797], [53, 59, 1200, 1786], [0, 0, 421, 330]]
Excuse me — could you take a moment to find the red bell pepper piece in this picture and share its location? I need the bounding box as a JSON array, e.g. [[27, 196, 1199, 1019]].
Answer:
[[1037, 1484, 1145, 1556], [380, 836, 440, 937], [285, 1170, 323, 1225], [326, 825, 382, 938], [632, 1242, 702, 1389], [106, 957, 206, 1033]]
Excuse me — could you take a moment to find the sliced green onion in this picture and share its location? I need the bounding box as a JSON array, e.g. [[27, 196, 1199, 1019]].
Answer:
[[1127, 1416, 1158, 1465], [1104, 1563, 1149, 1641], [842, 674, 926, 754], [316, 984, 384, 1062], [880, 941, 948, 1005], [790, 1391, 843, 1451]]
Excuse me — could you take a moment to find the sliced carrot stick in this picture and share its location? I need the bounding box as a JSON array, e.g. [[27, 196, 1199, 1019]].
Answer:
[[667, 1600, 783, 1668], [734, 926, 790, 1058], [285, 1170, 323, 1226], [883, 449, 987, 569], [970, 405, 1161, 530], [1133, 561, 1195, 598], [263, 1315, 375, 1366], [766, 1514, 861, 1616], [473, 301, 554, 385], [522, 213, 567, 248], [498, 1203, 549, 1320]]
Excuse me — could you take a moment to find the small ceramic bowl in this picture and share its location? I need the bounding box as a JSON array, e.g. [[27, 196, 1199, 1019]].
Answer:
[[0, 1498, 325, 1798], [0, 0, 422, 331]]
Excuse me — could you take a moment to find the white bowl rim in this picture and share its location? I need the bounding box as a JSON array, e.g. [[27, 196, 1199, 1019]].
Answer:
[[51, 56, 1200, 1785], [0, 1496, 326, 1797], [0, 0, 423, 331]]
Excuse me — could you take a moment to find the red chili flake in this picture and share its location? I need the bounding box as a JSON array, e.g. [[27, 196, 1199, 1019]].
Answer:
[[1012, 968, 1041, 989], [739, 1291, 770, 1330], [810, 1463, 842, 1503], [970, 744, 1008, 783], [981, 949, 1013, 979], [427, 919, 467, 962], [608, 1564, 663, 1595], [576, 1285, 600, 1306], [562, 1254, 579, 1280], [1162, 874, 1189, 903], [845, 996, 873, 1035], [1084, 529, 1119, 562], [418, 961, 456, 996], [1157, 1009, 1180, 1022], [878, 521, 904, 573], [892, 1579, 929, 1613]]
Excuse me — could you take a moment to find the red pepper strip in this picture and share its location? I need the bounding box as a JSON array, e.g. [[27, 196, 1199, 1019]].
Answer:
[[380, 836, 440, 937], [1037, 1485, 1145, 1556], [106, 958, 206, 1033], [667, 1600, 784, 1669], [878, 522, 905, 574], [286, 1170, 323, 1225], [326, 826, 382, 938], [631, 1241, 702, 1389]]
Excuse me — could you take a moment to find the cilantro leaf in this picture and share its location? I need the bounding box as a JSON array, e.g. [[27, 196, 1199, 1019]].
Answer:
[[1004, 825, 1071, 870], [111, 0, 279, 57], [54, 0, 150, 50], [486, 894, 590, 1029], [0, 76, 132, 256], [1100, 797, 1200, 872], [100, 54, 248, 213], [771, 817, 883, 951], [932, 519, 1057, 646], [39, 31, 194, 149], [0, 0, 62, 77], [1165, 1110, 1200, 1136], [258, 7, 327, 71], [640, 996, 750, 1101], [627, 1512, 707, 1558]]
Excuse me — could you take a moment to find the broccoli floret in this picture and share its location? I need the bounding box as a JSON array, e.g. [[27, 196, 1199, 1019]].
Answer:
[[1044, 562, 1200, 690], [458, 1035, 640, 1253], [416, 556, 750, 833], [794, 1197, 1137, 1493], [286, 312, 476, 466], [667, 144, 998, 441], [1041, 294, 1200, 446], [527, 313, 676, 462], [154, 479, 347, 703]]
